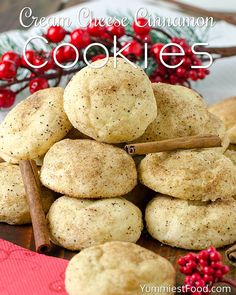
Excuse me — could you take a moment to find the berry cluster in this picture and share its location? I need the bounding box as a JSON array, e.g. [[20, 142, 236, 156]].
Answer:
[[0, 17, 210, 108], [178, 247, 230, 295], [150, 37, 209, 85]]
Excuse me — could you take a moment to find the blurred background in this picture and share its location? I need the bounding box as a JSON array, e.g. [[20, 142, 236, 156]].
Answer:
[[1, 0, 236, 33]]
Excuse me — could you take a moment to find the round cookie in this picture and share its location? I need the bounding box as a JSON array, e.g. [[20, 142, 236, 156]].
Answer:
[[136, 83, 229, 152], [0, 163, 55, 225], [139, 149, 236, 201], [65, 241, 176, 295], [0, 87, 72, 161], [47, 196, 143, 250], [40, 139, 137, 198], [209, 96, 236, 144], [64, 57, 157, 143], [145, 195, 236, 250]]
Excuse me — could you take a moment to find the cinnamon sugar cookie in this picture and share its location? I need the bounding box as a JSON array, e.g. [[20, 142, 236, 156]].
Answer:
[[41, 139, 137, 198], [0, 87, 72, 161], [145, 194, 236, 250], [139, 149, 236, 201], [47, 196, 143, 250], [136, 83, 229, 152], [64, 58, 157, 143], [0, 163, 54, 225], [65, 241, 175, 295]]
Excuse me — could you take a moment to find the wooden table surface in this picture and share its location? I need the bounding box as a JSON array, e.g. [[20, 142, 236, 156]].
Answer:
[[1, 222, 235, 294]]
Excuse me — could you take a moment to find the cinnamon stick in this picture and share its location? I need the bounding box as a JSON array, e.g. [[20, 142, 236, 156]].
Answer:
[[226, 244, 236, 266], [19, 160, 51, 254], [124, 134, 221, 155]]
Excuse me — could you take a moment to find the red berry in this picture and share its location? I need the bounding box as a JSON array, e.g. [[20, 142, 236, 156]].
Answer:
[[107, 24, 125, 38], [32, 56, 46, 68], [0, 61, 17, 80], [70, 29, 91, 49], [193, 59, 201, 66], [150, 43, 169, 62], [185, 47, 193, 56], [188, 70, 198, 81], [221, 265, 229, 274], [176, 67, 186, 77], [177, 38, 188, 47], [184, 276, 193, 285], [32, 55, 53, 72], [21, 50, 35, 67], [137, 34, 151, 43], [177, 257, 186, 266], [198, 69, 206, 80], [91, 54, 106, 62], [198, 250, 209, 261], [44, 57, 55, 71], [183, 266, 194, 275], [133, 18, 151, 36], [29, 77, 49, 94], [171, 57, 182, 66], [87, 19, 106, 37], [194, 279, 205, 288], [185, 253, 197, 262], [155, 66, 166, 76], [46, 26, 66, 43], [214, 269, 223, 280], [199, 259, 208, 268], [209, 252, 221, 262], [52, 47, 65, 64], [210, 261, 222, 269], [169, 75, 178, 84], [171, 45, 182, 54], [0, 89, 16, 108], [63, 45, 77, 61], [150, 75, 163, 83], [192, 292, 202, 295], [182, 57, 192, 68], [191, 273, 202, 282], [203, 274, 213, 283], [171, 37, 179, 43], [122, 40, 142, 59], [203, 266, 214, 275], [187, 260, 197, 270], [2, 51, 21, 67]]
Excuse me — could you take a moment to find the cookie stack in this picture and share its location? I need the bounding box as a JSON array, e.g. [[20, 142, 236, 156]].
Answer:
[[136, 83, 236, 250], [0, 57, 235, 295], [0, 87, 71, 224]]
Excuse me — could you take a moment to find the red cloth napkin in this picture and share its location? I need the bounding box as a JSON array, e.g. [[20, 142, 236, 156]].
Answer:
[[0, 239, 69, 295]]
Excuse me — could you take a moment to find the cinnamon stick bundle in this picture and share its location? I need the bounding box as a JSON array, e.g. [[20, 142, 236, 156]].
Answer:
[[124, 134, 221, 155], [19, 160, 51, 254], [226, 244, 236, 266]]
